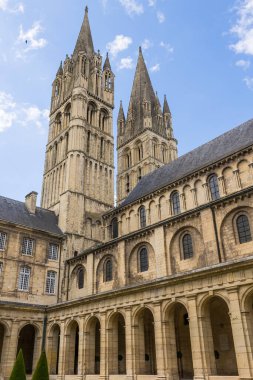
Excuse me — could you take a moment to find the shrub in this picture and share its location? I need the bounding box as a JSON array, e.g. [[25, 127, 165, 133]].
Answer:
[[31, 351, 49, 380], [9, 349, 26, 380]]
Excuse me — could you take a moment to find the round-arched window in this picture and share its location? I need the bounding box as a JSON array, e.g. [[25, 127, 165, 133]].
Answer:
[[208, 174, 220, 200], [236, 214, 252, 244], [104, 259, 113, 282], [182, 234, 194, 260], [139, 206, 146, 228], [77, 267, 84, 289], [171, 191, 181, 215], [139, 247, 149, 272]]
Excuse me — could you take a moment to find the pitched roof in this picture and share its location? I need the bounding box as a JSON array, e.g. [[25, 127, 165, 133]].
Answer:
[[73, 6, 94, 59], [121, 119, 253, 207], [0, 196, 63, 236]]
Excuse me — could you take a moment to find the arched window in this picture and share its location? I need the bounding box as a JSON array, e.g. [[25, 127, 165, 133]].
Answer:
[[208, 174, 220, 200], [45, 271, 57, 294], [18, 266, 31, 291], [126, 174, 130, 193], [138, 167, 142, 181], [139, 247, 149, 272], [171, 191, 181, 215], [236, 215, 252, 244], [104, 259, 113, 282], [111, 218, 118, 239], [182, 234, 194, 259], [77, 267, 84, 289], [139, 206, 146, 228]]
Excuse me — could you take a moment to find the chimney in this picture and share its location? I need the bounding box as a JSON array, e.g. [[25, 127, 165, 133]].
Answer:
[[25, 191, 38, 214]]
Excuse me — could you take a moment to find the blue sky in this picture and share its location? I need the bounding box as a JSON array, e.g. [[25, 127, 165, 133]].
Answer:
[[0, 0, 253, 203]]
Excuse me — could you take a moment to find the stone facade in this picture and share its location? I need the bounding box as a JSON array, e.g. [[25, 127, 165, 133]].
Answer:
[[0, 5, 253, 380]]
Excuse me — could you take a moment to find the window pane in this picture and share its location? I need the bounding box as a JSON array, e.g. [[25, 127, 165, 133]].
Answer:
[[105, 260, 112, 282], [77, 268, 84, 289], [140, 207, 146, 228], [46, 271, 56, 294], [48, 244, 59, 260], [22, 238, 34, 256], [171, 192, 181, 215], [237, 215, 252, 244], [209, 175, 220, 200], [18, 266, 30, 291], [111, 219, 118, 239], [139, 247, 148, 272], [182, 234, 194, 259], [0, 232, 7, 250]]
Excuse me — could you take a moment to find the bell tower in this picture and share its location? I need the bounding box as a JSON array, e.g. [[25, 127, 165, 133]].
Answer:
[[117, 47, 177, 205], [41, 6, 115, 255]]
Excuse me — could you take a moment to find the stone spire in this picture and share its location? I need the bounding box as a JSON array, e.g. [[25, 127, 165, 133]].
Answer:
[[56, 61, 63, 76], [163, 94, 171, 115], [103, 52, 111, 71], [125, 47, 166, 138], [73, 6, 94, 59], [118, 100, 125, 122]]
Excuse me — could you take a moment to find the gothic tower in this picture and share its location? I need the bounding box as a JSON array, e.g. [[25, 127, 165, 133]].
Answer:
[[41, 7, 115, 256], [117, 47, 177, 204]]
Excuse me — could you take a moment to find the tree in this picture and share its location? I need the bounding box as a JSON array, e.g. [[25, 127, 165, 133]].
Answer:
[[31, 351, 49, 380], [9, 349, 26, 380]]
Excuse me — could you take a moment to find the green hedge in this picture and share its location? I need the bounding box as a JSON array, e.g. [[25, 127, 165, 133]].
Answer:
[[31, 351, 49, 380], [9, 349, 26, 380]]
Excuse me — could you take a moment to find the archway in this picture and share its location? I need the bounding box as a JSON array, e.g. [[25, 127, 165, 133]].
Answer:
[[201, 296, 238, 376], [108, 313, 126, 374], [86, 317, 101, 374], [164, 303, 193, 380], [134, 308, 157, 375], [17, 325, 36, 374], [65, 321, 79, 375], [48, 324, 60, 375]]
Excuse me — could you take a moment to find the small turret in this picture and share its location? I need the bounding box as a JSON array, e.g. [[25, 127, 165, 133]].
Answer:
[[163, 95, 173, 138], [56, 61, 63, 77], [103, 52, 111, 71], [102, 52, 114, 105], [117, 101, 125, 146]]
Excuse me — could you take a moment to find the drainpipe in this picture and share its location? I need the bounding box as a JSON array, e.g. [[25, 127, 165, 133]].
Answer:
[[41, 314, 48, 352], [211, 206, 222, 263]]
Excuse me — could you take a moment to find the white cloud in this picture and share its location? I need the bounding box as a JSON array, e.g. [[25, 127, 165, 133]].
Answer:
[[16, 21, 47, 59], [0, 0, 24, 13], [160, 41, 174, 54], [150, 63, 160, 72], [0, 92, 16, 132], [118, 56, 134, 69], [142, 38, 153, 50], [236, 59, 251, 69], [243, 76, 253, 89], [106, 35, 132, 58], [0, 91, 49, 133], [148, 0, 156, 6], [157, 11, 165, 23], [230, 0, 253, 55], [119, 0, 144, 15]]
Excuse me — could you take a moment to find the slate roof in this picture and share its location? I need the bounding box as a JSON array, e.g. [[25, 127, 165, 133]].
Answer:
[[121, 118, 253, 207], [0, 196, 63, 236]]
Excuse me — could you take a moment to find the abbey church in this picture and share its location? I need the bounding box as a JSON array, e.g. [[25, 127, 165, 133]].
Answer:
[[0, 5, 253, 380]]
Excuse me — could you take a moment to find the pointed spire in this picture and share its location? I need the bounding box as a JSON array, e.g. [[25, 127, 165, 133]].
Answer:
[[103, 52, 111, 71], [163, 95, 171, 114], [56, 61, 63, 76], [73, 5, 94, 59], [118, 100, 125, 122]]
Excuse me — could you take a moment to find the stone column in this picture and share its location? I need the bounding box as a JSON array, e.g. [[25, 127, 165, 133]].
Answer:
[[99, 312, 108, 380], [57, 321, 67, 379], [5, 321, 19, 379], [202, 183, 210, 202], [187, 296, 206, 380], [153, 303, 166, 380], [125, 307, 134, 380], [228, 288, 253, 379], [78, 317, 84, 376]]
